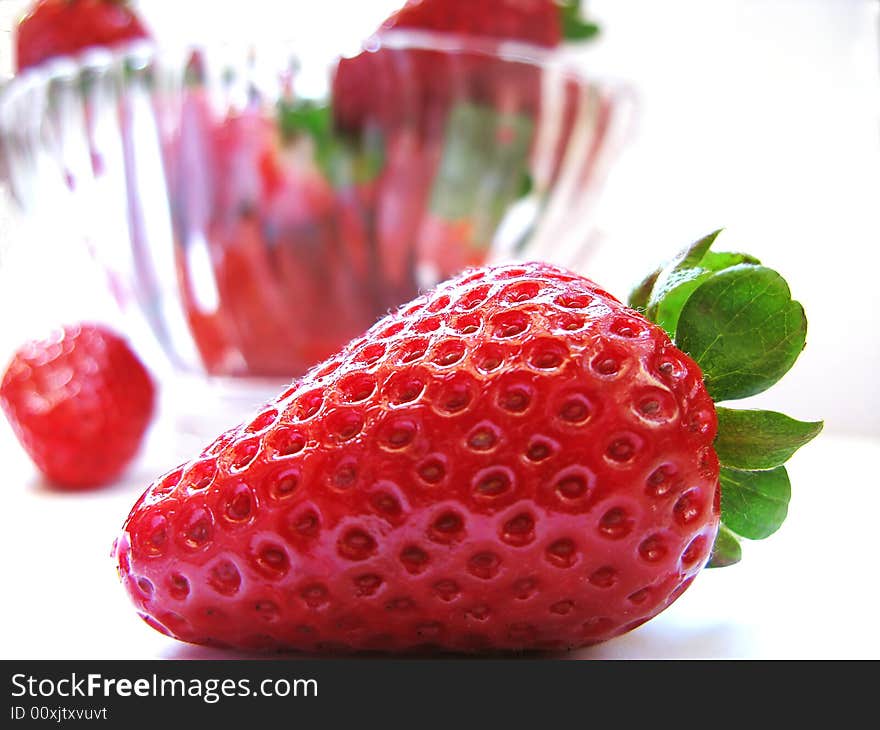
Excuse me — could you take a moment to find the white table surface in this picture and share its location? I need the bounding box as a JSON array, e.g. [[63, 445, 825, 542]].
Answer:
[[1, 0, 879, 660]]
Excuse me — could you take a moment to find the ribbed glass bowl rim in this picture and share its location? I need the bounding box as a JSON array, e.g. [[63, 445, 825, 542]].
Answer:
[[0, 28, 631, 119]]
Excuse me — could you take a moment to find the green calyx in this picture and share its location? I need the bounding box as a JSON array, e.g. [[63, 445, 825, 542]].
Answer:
[[557, 1, 601, 42], [628, 230, 822, 568]]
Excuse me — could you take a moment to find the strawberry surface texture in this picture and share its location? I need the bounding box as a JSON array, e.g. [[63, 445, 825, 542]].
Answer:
[[1, 324, 156, 488], [116, 262, 720, 652]]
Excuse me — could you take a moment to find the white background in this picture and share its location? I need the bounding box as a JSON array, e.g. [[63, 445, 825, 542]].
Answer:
[[0, 0, 878, 659]]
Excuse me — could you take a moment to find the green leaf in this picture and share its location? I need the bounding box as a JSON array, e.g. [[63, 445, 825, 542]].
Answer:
[[715, 408, 823, 470], [707, 524, 742, 568], [640, 232, 763, 336], [656, 252, 763, 337], [675, 265, 807, 402], [653, 272, 708, 337], [628, 230, 720, 312], [668, 228, 724, 270], [643, 230, 719, 318], [628, 268, 661, 311], [702, 251, 761, 269], [518, 171, 534, 199], [645, 230, 760, 337], [559, 1, 601, 41], [720, 466, 791, 540]]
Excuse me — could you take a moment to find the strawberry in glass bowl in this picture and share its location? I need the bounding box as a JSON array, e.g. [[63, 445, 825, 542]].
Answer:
[[0, 0, 632, 434]]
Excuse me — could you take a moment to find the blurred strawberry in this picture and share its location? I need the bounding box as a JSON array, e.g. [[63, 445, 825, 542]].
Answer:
[[334, 180, 376, 287], [330, 1, 602, 290], [384, 0, 563, 45], [373, 128, 441, 304], [213, 110, 284, 218], [277, 99, 384, 305], [1, 324, 155, 488], [15, 0, 150, 73], [260, 165, 360, 372], [207, 110, 322, 375], [210, 215, 299, 376], [333, 0, 598, 134], [168, 93, 388, 378]]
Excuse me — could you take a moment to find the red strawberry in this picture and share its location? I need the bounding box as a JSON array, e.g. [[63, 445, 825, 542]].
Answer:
[[15, 0, 149, 73], [2, 324, 156, 488], [331, 1, 602, 288], [115, 262, 714, 651], [332, 0, 597, 134], [114, 234, 818, 652], [382, 0, 564, 47]]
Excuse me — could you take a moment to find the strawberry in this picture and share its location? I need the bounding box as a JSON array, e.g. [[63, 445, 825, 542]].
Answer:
[[115, 232, 820, 651], [331, 1, 603, 299], [381, 0, 567, 47], [332, 0, 599, 134], [15, 0, 150, 73], [1, 324, 156, 489]]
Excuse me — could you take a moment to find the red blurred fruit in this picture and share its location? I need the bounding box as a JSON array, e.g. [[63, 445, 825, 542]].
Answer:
[[1, 324, 156, 488], [15, 0, 149, 73], [171, 103, 371, 377], [333, 0, 580, 134], [383, 0, 563, 46]]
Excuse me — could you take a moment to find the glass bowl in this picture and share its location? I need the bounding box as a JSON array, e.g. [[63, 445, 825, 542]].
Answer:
[[0, 32, 632, 433]]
